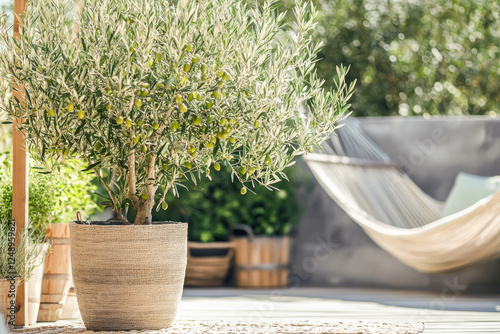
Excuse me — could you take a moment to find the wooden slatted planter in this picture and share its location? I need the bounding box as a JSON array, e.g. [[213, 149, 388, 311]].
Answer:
[[38, 223, 72, 322], [230, 225, 291, 288], [185, 242, 235, 287]]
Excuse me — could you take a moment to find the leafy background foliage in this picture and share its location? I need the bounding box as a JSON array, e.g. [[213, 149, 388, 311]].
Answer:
[[275, 0, 500, 117]]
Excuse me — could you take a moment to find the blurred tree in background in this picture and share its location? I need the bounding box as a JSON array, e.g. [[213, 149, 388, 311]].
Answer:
[[278, 0, 499, 116]]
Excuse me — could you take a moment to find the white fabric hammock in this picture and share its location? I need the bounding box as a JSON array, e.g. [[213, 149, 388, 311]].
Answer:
[[304, 119, 500, 273]]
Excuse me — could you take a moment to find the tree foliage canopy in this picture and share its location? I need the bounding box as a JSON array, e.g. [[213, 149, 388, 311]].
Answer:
[[0, 0, 353, 224]]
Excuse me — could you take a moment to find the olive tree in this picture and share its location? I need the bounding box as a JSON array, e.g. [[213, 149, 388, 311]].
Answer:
[[0, 0, 354, 225]]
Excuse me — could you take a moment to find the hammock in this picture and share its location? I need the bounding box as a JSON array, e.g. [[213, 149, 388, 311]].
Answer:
[[304, 119, 500, 273]]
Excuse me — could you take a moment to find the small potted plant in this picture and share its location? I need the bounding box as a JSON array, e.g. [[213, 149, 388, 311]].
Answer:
[[0, 218, 46, 329], [0, 0, 353, 330], [0, 159, 97, 323], [0, 168, 54, 325]]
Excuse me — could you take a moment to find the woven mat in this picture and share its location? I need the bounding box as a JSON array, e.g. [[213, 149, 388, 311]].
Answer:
[[15, 320, 424, 333]]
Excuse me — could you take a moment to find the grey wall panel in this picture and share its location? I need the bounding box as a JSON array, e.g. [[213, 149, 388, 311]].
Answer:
[[292, 116, 500, 291]]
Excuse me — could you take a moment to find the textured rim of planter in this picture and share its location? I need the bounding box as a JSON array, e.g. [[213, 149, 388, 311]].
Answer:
[[69, 222, 187, 331]]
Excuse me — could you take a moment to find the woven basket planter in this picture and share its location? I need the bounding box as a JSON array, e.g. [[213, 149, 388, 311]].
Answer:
[[185, 241, 235, 287], [69, 222, 187, 331]]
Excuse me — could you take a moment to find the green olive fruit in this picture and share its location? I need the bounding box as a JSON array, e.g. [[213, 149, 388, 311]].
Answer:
[[116, 116, 124, 125], [245, 91, 251, 97], [214, 162, 221, 171], [133, 135, 140, 143], [129, 46, 135, 53], [179, 103, 188, 113], [206, 142, 214, 149], [162, 163, 169, 171], [183, 63, 191, 73], [136, 120, 143, 126], [125, 118, 133, 128], [230, 137, 235, 144], [106, 103, 111, 111], [210, 136, 217, 143], [134, 99, 143, 108], [192, 55, 200, 64], [187, 93, 195, 101], [265, 155, 272, 165], [141, 194, 148, 200], [184, 161, 192, 169], [228, 118, 236, 125], [78, 110, 85, 119], [186, 44, 194, 52], [67, 102, 74, 112], [223, 72, 231, 81], [254, 120, 260, 128], [162, 201, 168, 210], [196, 93, 202, 101], [201, 64, 207, 72], [217, 81, 224, 88], [171, 122, 180, 130], [212, 90, 221, 99], [220, 118, 227, 126], [216, 70, 224, 77], [188, 146, 196, 153], [153, 123, 159, 130], [201, 74, 207, 81], [156, 82, 164, 90], [146, 59, 154, 67], [248, 167, 255, 174], [175, 94, 183, 104], [240, 187, 247, 195], [192, 116, 202, 125], [201, 125, 207, 131], [63, 148, 69, 156], [205, 101, 213, 109], [94, 143, 103, 150], [216, 131, 223, 140], [156, 53, 163, 61], [47, 109, 55, 117]]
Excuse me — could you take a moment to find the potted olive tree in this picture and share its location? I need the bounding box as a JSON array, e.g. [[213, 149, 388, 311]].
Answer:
[[0, 0, 354, 330]]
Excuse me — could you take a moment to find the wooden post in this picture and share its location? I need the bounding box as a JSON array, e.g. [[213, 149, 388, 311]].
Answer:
[[13, 0, 29, 327]]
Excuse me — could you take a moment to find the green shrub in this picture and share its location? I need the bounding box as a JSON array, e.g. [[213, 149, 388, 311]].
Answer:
[[126, 164, 304, 242], [0, 160, 99, 238], [289, 0, 500, 116]]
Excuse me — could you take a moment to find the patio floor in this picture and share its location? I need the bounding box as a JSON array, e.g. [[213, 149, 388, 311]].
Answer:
[[15, 287, 500, 333], [179, 288, 500, 333]]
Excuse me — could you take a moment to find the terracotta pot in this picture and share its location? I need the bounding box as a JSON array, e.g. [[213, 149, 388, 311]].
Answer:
[[70, 222, 187, 331], [0, 278, 18, 329]]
